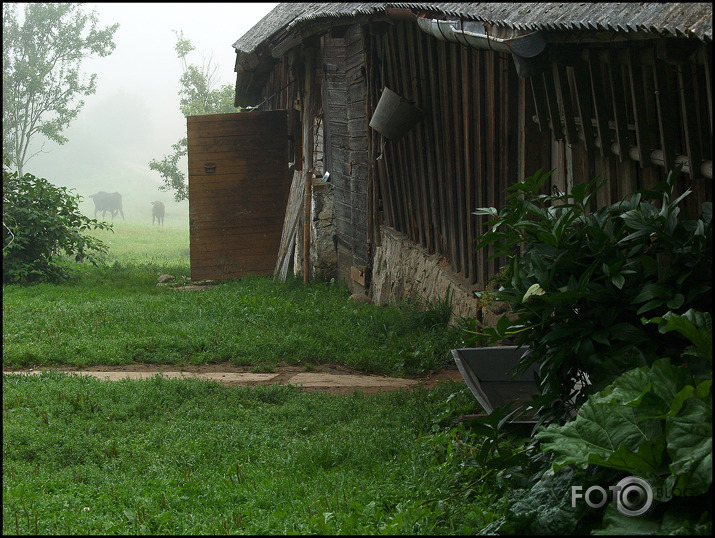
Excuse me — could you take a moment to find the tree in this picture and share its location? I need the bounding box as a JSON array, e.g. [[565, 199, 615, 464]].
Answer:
[[3, 158, 112, 284], [149, 31, 238, 202], [2, 3, 119, 176]]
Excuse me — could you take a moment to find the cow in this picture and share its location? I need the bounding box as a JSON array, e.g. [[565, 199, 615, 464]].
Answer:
[[91, 191, 124, 221], [151, 201, 165, 226]]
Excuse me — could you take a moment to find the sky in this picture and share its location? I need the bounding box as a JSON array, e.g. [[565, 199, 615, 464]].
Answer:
[[16, 2, 278, 222]]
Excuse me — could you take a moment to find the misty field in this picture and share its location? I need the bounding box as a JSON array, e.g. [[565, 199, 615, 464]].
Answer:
[[2, 222, 504, 534], [86, 220, 191, 268]]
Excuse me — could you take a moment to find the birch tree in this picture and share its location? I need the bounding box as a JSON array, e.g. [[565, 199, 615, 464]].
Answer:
[[2, 3, 118, 175]]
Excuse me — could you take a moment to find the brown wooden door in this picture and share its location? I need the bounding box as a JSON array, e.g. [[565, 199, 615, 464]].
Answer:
[[187, 111, 289, 281]]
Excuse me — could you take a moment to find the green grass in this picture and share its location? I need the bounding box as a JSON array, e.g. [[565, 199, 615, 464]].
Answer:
[[3, 223, 464, 376], [2, 222, 501, 535], [3, 372, 500, 535]]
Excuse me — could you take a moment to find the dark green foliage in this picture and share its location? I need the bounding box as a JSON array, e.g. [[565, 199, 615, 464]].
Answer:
[[3, 164, 111, 283], [473, 167, 712, 423], [462, 168, 712, 534]]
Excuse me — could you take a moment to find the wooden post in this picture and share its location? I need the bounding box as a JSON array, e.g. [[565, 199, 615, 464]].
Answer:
[[302, 50, 314, 282]]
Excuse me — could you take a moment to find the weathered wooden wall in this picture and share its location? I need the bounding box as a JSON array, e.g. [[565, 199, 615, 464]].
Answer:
[[367, 22, 519, 290], [323, 26, 370, 288], [366, 21, 711, 291], [188, 112, 290, 281], [244, 18, 711, 297], [527, 42, 712, 221]]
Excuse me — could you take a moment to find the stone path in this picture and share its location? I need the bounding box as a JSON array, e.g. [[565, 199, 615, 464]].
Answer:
[[3, 364, 465, 395]]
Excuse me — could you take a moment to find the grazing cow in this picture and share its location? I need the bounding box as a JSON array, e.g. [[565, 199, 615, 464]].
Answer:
[[91, 191, 124, 221], [151, 201, 165, 226]]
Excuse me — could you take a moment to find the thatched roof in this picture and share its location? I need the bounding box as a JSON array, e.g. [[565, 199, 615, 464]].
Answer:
[[233, 2, 712, 55]]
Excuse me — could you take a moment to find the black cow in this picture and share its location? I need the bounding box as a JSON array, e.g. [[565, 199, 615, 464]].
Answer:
[[91, 191, 124, 221], [151, 201, 165, 226]]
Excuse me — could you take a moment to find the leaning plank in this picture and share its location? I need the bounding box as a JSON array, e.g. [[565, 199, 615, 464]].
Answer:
[[274, 169, 305, 280]]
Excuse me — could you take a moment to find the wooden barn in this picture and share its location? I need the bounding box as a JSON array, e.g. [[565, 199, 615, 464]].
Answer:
[[188, 2, 711, 320]]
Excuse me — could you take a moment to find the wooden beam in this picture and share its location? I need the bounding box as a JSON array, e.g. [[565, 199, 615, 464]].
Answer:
[[463, 45, 475, 282], [571, 61, 595, 155], [704, 46, 712, 138], [427, 36, 450, 257], [439, 40, 459, 272], [415, 29, 442, 254], [529, 76, 550, 133], [373, 37, 397, 230], [382, 32, 408, 232], [396, 23, 425, 246], [302, 49, 315, 282], [626, 47, 653, 167], [452, 42, 466, 276], [553, 62, 577, 145], [607, 50, 631, 162], [587, 50, 610, 157], [678, 62, 703, 179], [542, 69, 564, 140], [473, 50, 487, 289], [652, 60, 679, 173], [405, 24, 433, 253]]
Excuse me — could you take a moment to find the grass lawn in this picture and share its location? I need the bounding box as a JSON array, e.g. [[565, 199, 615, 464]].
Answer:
[[3, 222, 501, 534], [3, 221, 465, 376], [3, 372, 501, 534]]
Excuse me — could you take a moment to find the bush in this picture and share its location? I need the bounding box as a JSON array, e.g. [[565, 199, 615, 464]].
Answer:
[[473, 167, 712, 423], [464, 167, 712, 534], [3, 162, 111, 283]]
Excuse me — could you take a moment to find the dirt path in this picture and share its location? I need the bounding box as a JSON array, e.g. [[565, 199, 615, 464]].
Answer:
[[3, 363, 465, 395]]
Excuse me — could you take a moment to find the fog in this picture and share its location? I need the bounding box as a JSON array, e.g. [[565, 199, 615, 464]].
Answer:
[[18, 2, 278, 226]]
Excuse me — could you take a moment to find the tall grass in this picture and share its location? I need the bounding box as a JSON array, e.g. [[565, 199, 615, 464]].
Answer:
[[86, 220, 191, 268], [3, 372, 498, 535]]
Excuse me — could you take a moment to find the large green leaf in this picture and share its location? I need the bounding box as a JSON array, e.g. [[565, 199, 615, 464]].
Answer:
[[666, 396, 713, 496], [536, 401, 662, 472], [591, 358, 694, 419]]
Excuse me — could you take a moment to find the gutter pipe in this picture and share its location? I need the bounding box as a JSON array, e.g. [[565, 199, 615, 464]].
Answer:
[[416, 17, 548, 77]]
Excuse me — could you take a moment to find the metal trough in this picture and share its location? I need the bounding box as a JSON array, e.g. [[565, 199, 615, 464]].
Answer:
[[451, 346, 539, 418]]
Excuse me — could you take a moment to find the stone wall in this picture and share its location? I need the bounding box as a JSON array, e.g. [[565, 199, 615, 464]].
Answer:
[[310, 179, 337, 281], [369, 227, 482, 321]]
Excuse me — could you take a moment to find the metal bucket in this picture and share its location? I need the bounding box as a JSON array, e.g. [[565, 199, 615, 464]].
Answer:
[[369, 87, 423, 142]]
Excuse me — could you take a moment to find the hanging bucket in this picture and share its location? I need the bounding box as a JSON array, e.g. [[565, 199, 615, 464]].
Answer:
[[369, 87, 423, 142]]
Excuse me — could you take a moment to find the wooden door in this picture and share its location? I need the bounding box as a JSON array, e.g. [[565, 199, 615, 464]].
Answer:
[[187, 111, 289, 281]]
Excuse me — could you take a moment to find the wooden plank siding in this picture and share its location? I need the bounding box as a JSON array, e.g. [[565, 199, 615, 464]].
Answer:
[[322, 25, 370, 285], [368, 22, 521, 286], [366, 23, 710, 288], [188, 112, 290, 281]]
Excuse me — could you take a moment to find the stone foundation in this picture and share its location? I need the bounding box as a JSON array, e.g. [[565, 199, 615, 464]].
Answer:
[[369, 227, 481, 321], [310, 179, 337, 281]]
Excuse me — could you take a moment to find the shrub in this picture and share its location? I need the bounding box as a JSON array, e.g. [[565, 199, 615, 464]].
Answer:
[[464, 167, 712, 534], [472, 167, 712, 423], [3, 162, 111, 283]]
